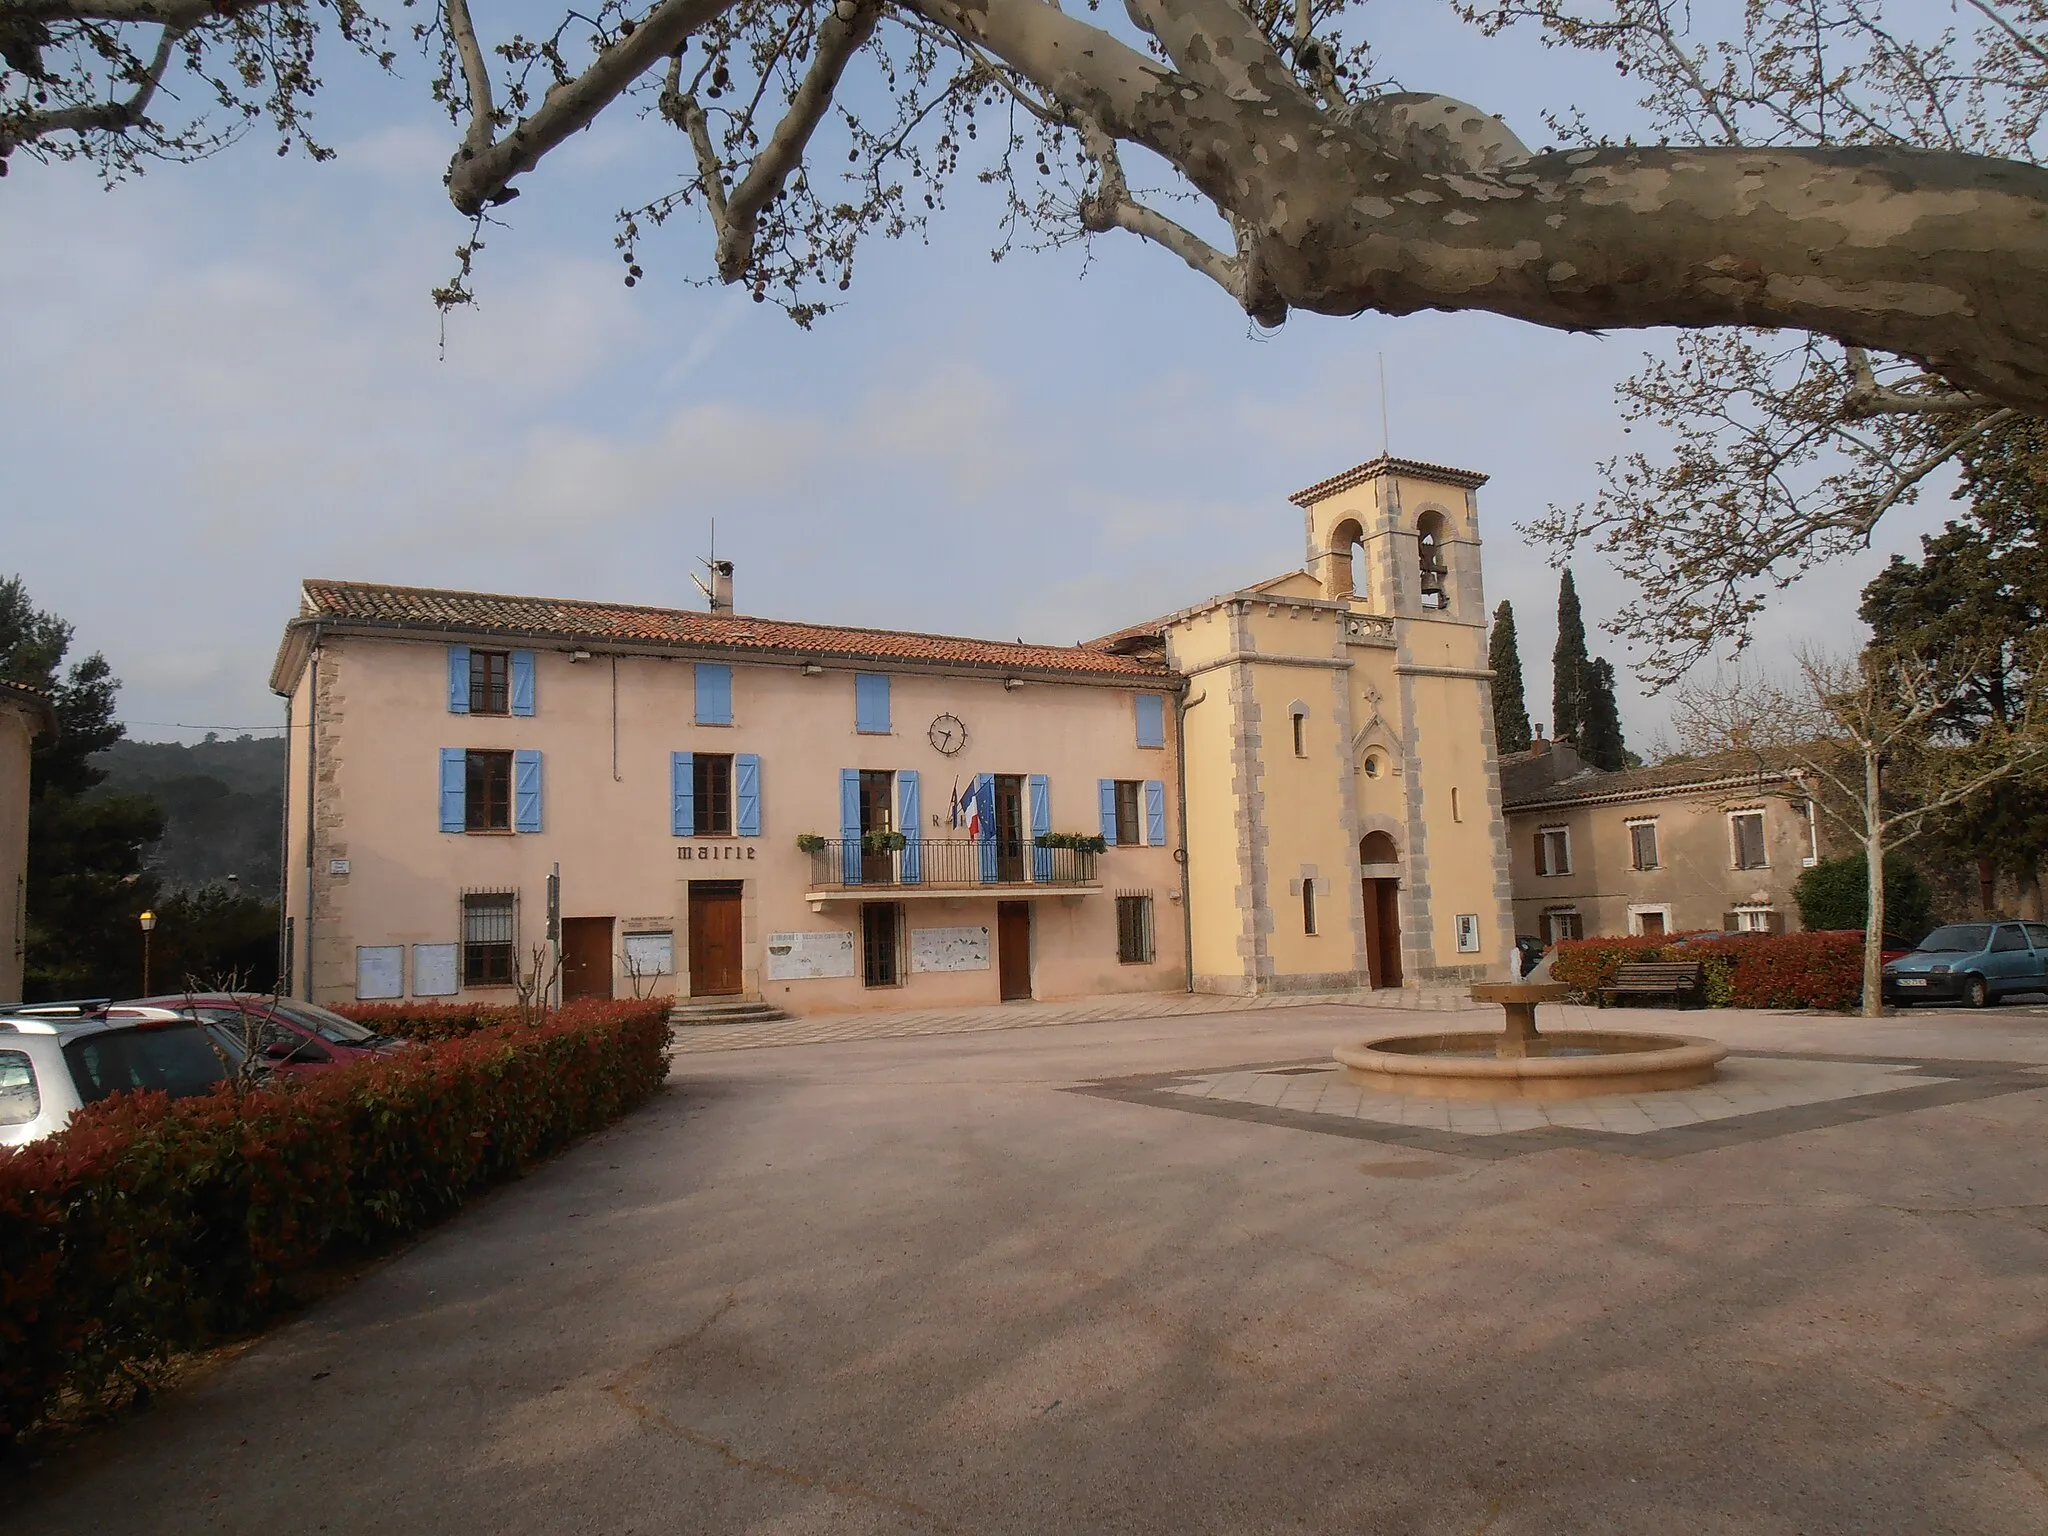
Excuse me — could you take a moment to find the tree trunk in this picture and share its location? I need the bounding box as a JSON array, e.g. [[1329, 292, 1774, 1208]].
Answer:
[[1862, 749, 1887, 1020]]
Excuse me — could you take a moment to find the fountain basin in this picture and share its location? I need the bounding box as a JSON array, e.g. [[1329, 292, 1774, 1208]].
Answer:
[[1334, 1031, 1728, 1101]]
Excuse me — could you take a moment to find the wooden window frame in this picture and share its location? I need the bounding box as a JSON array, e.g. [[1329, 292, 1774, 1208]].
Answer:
[[692, 752, 734, 836], [468, 650, 511, 716], [1116, 894, 1156, 965], [465, 749, 513, 833], [1113, 780, 1142, 846], [461, 892, 516, 987], [1535, 825, 1571, 877]]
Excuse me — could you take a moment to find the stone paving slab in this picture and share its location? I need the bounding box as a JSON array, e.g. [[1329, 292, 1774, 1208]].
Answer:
[[1072, 1049, 2047, 1161]]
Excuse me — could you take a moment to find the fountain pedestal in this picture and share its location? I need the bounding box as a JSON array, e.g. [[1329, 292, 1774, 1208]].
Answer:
[[1332, 980, 1728, 1101]]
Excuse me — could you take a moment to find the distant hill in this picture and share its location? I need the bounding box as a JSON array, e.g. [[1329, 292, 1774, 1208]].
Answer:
[[93, 734, 287, 895]]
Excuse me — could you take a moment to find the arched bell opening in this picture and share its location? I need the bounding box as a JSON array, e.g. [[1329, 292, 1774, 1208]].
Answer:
[[1416, 510, 1450, 612]]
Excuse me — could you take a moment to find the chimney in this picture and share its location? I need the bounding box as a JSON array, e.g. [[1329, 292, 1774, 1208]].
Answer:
[[1530, 723, 1549, 756], [708, 559, 734, 615]]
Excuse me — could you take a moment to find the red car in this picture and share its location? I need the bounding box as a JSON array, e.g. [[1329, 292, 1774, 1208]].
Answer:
[[128, 994, 406, 1073]]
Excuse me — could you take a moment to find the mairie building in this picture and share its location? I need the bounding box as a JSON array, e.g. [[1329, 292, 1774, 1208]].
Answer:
[[270, 456, 1517, 1013]]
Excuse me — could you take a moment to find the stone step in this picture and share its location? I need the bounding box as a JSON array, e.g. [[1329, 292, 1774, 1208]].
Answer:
[[669, 999, 793, 1027]]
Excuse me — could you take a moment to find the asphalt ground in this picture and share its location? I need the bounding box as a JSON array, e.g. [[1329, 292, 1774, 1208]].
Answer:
[[17, 1000, 2048, 1534]]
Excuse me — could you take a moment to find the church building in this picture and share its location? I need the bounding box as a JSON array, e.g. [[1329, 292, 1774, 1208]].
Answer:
[[270, 455, 1515, 1012]]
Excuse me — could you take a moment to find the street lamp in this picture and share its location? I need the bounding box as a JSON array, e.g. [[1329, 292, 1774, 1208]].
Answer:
[[139, 909, 157, 995]]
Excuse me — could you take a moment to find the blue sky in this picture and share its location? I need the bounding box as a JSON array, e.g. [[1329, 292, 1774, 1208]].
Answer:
[[0, 4, 1951, 750]]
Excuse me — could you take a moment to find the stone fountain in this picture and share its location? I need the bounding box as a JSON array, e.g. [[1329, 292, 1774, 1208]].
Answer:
[[1332, 981, 1727, 1101]]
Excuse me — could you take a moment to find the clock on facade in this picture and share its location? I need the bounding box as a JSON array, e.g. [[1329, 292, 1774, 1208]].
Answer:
[[928, 713, 968, 756]]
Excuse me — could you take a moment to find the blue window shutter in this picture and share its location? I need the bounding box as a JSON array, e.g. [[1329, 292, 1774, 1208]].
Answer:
[[439, 749, 466, 832], [510, 650, 536, 716], [1135, 692, 1166, 749], [671, 752, 694, 837], [840, 768, 863, 884], [855, 673, 891, 734], [695, 663, 733, 726], [1144, 779, 1167, 847], [975, 773, 998, 883], [898, 770, 922, 884], [735, 753, 762, 836], [1098, 779, 1118, 845], [1030, 774, 1052, 881], [514, 750, 544, 833], [447, 647, 470, 714]]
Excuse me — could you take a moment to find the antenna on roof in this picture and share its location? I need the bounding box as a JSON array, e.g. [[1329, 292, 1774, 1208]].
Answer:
[[1378, 353, 1391, 457], [692, 518, 735, 615]]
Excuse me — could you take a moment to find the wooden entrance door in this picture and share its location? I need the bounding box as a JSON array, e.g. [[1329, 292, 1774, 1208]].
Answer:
[[1362, 879, 1402, 989], [1639, 910, 1667, 937], [994, 775, 1026, 882], [688, 881, 744, 996], [561, 917, 615, 1001], [997, 900, 1032, 1000]]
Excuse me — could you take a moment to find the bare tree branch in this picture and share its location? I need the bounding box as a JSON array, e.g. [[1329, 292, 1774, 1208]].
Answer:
[[0, 18, 180, 156], [446, 0, 739, 215], [709, 0, 881, 281], [442, 0, 495, 165]]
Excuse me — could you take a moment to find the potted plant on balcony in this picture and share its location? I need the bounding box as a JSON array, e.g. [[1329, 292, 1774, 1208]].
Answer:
[[861, 830, 908, 855], [795, 833, 828, 853], [1034, 832, 1109, 854]]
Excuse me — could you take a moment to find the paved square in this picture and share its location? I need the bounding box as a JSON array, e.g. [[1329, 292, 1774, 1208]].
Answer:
[[1072, 1049, 2048, 1158], [21, 1003, 2048, 1535]]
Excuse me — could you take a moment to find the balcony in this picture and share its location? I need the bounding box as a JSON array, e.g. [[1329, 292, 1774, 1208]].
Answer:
[[805, 839, 1100, 905]]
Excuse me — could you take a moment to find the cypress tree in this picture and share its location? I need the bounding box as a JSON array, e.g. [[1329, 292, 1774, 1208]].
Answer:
[[1488, 600, 1533, 752], [1579, 657, 1630, 771], [1552, 569, 1590, 743]]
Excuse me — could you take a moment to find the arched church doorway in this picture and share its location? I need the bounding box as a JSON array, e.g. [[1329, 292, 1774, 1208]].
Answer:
[[1359, 831, 1402, 990]]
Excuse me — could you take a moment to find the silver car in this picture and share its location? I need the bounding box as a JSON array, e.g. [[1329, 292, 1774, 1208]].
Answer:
[[0, 1007, 242, 1147]]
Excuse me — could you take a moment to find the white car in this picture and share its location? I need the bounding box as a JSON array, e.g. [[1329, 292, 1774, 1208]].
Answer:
[[0, 1007, 242, 1148]]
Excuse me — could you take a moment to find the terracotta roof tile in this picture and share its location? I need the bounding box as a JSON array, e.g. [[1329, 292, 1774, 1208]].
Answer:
[[298, 580, 1172, 682], [1288, 454, 1489, 506], [1501, 745, 1812, 811]]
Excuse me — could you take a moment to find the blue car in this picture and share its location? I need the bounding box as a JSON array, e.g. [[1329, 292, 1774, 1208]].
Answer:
[[1883, 921, 2048, 1008]]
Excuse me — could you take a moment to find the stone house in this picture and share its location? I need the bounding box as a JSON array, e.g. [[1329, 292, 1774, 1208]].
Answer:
[[1500, 738, 1824, 943]]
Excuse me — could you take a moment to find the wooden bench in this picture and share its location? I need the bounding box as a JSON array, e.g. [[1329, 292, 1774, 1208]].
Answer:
[[1600, 961, 1706, 1008]]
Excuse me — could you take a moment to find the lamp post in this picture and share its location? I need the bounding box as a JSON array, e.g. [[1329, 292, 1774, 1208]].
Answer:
[[139, 909, 157, 995]]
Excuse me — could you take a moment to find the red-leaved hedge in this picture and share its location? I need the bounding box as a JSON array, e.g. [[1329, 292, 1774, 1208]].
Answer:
[[1552, 931, 1867, 1011], [339, 998, 666, 1043], [0, 1000, 669, 1441]]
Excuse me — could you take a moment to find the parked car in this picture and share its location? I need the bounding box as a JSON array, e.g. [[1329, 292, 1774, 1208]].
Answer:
[[128, 994, 406, 1073], [1882, 921, 2048, 1008], [0, 1006, 245, 1147]]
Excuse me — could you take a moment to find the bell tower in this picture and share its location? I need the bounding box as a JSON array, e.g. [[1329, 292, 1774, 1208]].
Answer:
[[1290, 454, 1489, 624]]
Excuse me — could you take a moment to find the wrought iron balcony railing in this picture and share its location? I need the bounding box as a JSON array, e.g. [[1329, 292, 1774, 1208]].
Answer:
[[807, 839, 1099, 891]]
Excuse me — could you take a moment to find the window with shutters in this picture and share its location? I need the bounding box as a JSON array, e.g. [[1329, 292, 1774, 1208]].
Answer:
[[1730, 810, 1768, 869], [1628, 819, 1660, 871], [1112, 780, 1142, 845], [1135, 693, 1167, 749], [1730, 906, 1780, 933], [1535, 825, 1571, 876], [469, 651, 510, 715], [462, 892, 516, 986], [692, 753, 733, 835], [1543, 908, 1582, 943], [1116, 894, 1156, 964], [465, 750, 512, 832]]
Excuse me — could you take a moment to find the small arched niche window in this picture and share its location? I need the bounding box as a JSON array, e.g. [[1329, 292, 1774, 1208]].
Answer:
[[1416, 511, 1449, 611], [1360, 831, 1399, 866], [1327, 517, 1365, 600], [1289, 702, 1309, 758]]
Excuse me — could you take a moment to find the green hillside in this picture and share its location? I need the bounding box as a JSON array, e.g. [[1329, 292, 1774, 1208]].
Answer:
[[93, 734, 287, 895]]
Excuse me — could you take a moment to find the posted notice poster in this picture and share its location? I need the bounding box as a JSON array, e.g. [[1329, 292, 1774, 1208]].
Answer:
[[910, 926, 991, 974], [765, 930, 856, 981]]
